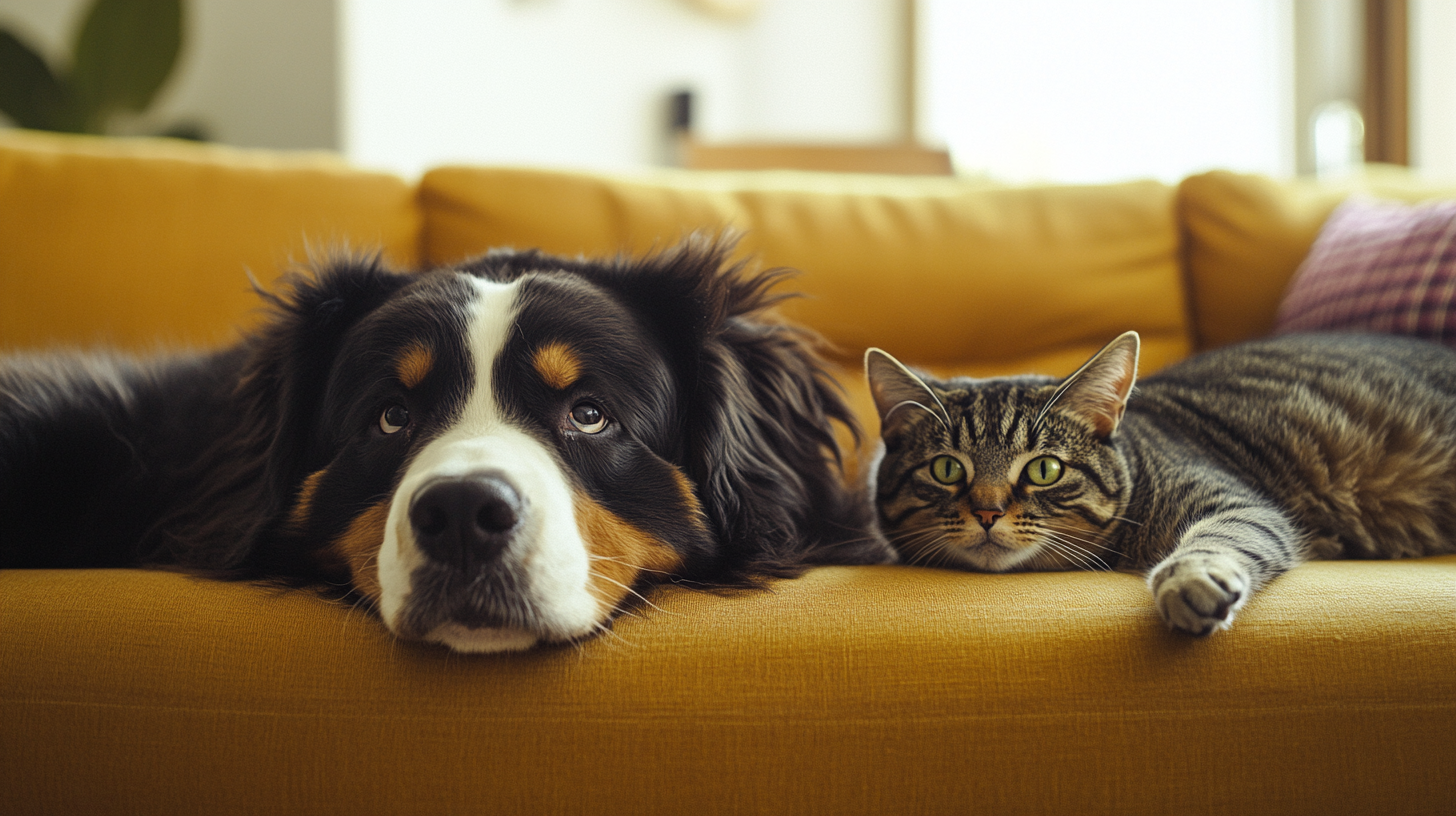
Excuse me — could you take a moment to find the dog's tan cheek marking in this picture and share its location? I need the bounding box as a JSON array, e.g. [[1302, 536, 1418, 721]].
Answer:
[[287, 469, 328, 531], [396, 343, 434, 389], [533, 342, 582, 390], [573, 492, 683, 617], [330, 501, 389, 604]]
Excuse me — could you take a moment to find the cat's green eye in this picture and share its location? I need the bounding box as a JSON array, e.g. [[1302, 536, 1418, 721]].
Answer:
[[930, 455, 965, 485], [1023, 456, 1063, 486]]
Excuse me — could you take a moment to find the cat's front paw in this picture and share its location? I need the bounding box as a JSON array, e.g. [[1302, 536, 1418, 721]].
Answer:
[[1148, 553, 1249, 636]]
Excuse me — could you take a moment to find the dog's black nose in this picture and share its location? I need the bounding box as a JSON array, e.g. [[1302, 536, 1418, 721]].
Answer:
[[409, 472, 523, 568]]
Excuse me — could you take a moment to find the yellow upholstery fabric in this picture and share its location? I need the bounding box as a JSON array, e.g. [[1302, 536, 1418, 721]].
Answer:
[[421, 167, 1192, 371], [0, 130, 420, 351], [3, 561, 1452, 816], [4, 136, 1455, 815], [1178, 168, 1456, 350]]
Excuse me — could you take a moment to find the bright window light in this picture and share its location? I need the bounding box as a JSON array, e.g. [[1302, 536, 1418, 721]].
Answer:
[[920, 0, 1296, 184]]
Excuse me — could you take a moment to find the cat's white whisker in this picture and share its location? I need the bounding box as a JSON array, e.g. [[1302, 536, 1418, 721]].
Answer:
[[1056, 538, 1113, 571], [935, 535, 970, 569], [1028, 547, 1067, 572], [906, 538, 951, 568], [1040, 538, 1103, 572], [887, 525, 950, 563], [1035, 528, 1112, 571], [887, 525, 940, 544], [900, 529, 961, 569], [1042, 532, 1113, 571], [1034, 535, 1082, 567], [1038, 522, 1122, 555]]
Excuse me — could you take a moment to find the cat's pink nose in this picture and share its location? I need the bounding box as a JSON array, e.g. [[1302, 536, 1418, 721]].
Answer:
[[973, 509, 1004, 528]]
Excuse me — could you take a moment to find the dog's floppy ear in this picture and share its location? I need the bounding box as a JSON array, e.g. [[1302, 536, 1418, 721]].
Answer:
[[243, 254, 415, 497], [634, 238, 895, 578], [154, 253, 413, 575]]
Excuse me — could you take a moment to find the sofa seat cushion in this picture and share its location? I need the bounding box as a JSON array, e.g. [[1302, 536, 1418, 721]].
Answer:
[[0, 130, 420, 351], [3, 560, 1452, 815], [419, 167, 1192, 374]]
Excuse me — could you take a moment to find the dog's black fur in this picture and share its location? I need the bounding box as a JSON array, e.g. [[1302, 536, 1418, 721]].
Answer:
[[1, 240, 889, 637]]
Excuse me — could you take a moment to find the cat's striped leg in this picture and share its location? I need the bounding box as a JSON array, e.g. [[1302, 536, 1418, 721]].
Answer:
[[1147, 503, 1300, 635]]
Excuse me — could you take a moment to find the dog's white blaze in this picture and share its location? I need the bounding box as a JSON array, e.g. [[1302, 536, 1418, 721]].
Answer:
[[376, 275, 600, 653]]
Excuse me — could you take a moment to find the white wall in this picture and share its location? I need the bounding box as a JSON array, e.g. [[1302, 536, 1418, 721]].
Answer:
[[0, 0, 907, 176], [167, 0, 338, 150], [735, 0, 901, 142], [0, 0, 338, 149], [7, 0, 1450, 183], [918, 0, 1296, 184], [341, 0, 903, 178]]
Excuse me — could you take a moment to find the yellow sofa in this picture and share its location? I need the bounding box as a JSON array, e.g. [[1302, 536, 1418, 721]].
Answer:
[[1, 130, 1453, 816]]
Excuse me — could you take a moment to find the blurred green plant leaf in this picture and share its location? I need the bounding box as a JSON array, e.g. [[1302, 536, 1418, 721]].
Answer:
[[70, 0, 182, 132], [0, 28, 70, 130]]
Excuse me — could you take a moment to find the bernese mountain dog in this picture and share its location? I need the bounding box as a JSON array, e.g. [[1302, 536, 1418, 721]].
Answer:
[[0, 238, 890, 652]]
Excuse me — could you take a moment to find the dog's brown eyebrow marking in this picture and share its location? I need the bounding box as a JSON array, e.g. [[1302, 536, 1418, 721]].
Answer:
[[396, 343, 434, 389], [287, 468, 328, 531], [573, 492, 683, 617], [533, 342, 582, 390], [330, 500, 389, 604]]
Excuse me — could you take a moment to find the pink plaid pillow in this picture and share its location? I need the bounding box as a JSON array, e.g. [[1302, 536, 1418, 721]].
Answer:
[[1275, 196, 1456, 347]]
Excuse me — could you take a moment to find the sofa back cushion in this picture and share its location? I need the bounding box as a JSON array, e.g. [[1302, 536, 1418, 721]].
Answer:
[[0, 131, 420, 351], [1177, 168, 1456, 351], [420, 167, 1191, 376]]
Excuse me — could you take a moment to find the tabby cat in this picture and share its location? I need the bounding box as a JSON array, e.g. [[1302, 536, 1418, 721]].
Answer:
[[866, 332, 1456, 635]]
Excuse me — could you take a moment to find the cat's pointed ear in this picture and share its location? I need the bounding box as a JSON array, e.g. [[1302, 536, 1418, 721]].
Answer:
[[865, 348, 950, 434], [1040, 331, 1140, 438]]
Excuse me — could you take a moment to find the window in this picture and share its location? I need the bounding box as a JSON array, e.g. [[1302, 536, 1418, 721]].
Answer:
[[918, 0, 1295, 183]]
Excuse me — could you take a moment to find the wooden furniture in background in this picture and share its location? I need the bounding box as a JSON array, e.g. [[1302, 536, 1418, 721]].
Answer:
[[673, 1, 945, 177], [1363, 0, 1409, 165], [679, 139, 952, 175]]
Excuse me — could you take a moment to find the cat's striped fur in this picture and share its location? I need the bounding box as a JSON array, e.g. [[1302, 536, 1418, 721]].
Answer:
[[866, 332, 1456, 634]]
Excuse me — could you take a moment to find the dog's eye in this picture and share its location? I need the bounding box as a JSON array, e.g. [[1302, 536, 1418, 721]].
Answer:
[[379, 405, 410, 434], [568, 402, 607, 434]]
